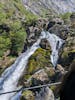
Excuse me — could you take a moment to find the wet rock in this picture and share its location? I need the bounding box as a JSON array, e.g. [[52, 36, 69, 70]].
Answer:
[[47, 21, 55, 30], [40, 39, 51, 50], [22, 67, 56, 89], [35, 87, 54, 100], [57, 64, 65, 74]]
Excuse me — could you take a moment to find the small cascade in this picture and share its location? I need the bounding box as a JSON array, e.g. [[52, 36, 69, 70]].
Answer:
[[41, 31, 64, 67], [0, 31, 64, 100]]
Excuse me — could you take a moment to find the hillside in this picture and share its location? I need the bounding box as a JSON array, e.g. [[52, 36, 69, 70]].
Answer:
[[23, 0, 75, 16], [0, 0, 38, 57], [0, 0, 75, 100]]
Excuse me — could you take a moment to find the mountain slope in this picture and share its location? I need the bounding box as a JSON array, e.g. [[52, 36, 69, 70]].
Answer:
[[0, 0, 38, 57], [23, 0, 75, 15]]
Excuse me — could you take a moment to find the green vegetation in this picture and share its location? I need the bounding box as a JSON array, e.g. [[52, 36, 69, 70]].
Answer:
[[60, 12, 71, 19], [21, 90, 34, 100], [27, 48, 52, 74], [0, 36, 11, 56], [61, 49, 75, 67], [60, 12, 72, 23], [0, 0, 38, 57]]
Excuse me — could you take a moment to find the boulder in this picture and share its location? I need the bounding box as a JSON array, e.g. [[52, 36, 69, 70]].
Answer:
[[35, 87, 54, 100], [32, 69, 49, 82], [57, 64, 65, 74], [40, 39, 51, 50]]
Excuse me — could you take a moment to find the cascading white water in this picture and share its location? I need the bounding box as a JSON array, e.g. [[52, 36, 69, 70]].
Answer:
[[0, 31, 64, 100], [41, 31, 64, 67]]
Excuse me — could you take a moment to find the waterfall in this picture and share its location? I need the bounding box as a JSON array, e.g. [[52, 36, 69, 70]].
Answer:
[[0, 31, 64, 100], [41, 31, 64, 67]]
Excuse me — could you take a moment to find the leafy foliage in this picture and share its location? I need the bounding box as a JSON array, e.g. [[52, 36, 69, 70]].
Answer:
[[0, 0, 38, 57]]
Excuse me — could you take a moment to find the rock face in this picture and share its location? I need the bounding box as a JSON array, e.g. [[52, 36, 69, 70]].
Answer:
[[23, 0, 75, 15], [58, 13, 75, 68], [22, 17, 68, 52]]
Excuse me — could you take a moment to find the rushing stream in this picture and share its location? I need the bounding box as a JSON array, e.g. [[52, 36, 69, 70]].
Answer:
[[0, 31, 64, 100]]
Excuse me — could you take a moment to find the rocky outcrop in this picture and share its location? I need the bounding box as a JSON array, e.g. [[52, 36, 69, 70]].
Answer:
[[22, 17, 69, 52], [58, 13, 75, 69]]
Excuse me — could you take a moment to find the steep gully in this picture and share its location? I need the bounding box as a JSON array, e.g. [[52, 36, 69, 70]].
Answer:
[[0, 31, 64, 100]]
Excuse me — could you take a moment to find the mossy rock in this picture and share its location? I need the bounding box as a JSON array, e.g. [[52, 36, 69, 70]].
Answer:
[[21, 90, 35, 100], [60, 50, 75, 67], [45, 67, 55, 78], [26, 48, 52, 74]]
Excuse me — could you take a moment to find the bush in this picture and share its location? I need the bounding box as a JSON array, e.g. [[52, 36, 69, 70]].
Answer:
[[0, 0, 38, 57], [10, 29, 26, 55], [27, 48, 51, 74], [0, 36, 11, 56]]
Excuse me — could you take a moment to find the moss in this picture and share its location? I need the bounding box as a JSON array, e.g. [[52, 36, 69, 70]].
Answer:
[[60, 12, 72, 24], [50, 86, 56, 92], [21, 90, 34, 100], [24, 75, 31, 81], [60, 12, 71, 19], [62, 50, 75, 59], [60, 50, 75, 67], [27, 48, 51, 74]]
